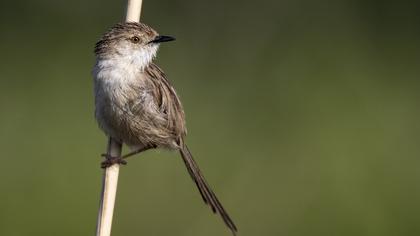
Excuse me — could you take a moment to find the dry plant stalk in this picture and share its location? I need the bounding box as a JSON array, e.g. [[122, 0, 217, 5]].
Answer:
[[95, 1, 143, 236]]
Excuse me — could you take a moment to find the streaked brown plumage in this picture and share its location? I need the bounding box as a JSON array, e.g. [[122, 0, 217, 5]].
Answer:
[[93, 22, 237, 234]]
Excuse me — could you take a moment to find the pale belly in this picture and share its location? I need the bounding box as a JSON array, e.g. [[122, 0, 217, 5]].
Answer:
[[93, 59, 184, 149], [94, 75, 180, 149]]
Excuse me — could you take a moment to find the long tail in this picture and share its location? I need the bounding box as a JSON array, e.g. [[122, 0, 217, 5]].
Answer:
[[179, 144, 237, 235]]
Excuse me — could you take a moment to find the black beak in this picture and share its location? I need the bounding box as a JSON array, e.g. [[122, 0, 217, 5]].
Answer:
[[148, 35, 176, 44]]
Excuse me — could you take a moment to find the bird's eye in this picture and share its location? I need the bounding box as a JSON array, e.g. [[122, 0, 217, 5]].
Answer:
[[131, 36, 140, 43]]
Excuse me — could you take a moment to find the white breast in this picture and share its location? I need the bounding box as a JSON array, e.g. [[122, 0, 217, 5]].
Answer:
[[92, 44, 160, 144], [93, 43, 158, 88]]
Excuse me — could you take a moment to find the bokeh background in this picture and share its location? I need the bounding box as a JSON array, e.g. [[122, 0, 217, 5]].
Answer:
[[1, 0, 420, 235]]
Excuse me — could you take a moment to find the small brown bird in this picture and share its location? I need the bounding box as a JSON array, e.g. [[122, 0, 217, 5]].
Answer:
[[93, 22, 237, 234]]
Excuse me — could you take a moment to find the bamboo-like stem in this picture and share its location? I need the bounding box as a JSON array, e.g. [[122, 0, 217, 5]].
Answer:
[[96, 138, 122, 236], [126, 0, 143, 22], [95, 1, 143, 236]]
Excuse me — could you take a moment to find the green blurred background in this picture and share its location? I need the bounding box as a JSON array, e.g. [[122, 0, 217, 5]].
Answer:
[[1, 0, 420, 235]]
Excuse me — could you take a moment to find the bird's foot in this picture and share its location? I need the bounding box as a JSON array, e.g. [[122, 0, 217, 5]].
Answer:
[[100, 154, 127, 168]]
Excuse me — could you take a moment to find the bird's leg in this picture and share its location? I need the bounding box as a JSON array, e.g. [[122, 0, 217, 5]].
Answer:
[[100, 154, 127, 168], [121, 144, 156, 159], [100, 145, 156, 168], [101, 155, 126, 168]]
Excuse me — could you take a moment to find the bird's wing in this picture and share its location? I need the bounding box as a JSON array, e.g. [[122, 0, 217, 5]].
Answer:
[[144, 63, 187, 138]]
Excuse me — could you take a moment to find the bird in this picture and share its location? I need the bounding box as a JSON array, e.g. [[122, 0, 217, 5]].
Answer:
[[93, 22, 237, 234]]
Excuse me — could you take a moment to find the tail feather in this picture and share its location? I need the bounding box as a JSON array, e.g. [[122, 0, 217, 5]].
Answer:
[[180, 145, 238, 235]]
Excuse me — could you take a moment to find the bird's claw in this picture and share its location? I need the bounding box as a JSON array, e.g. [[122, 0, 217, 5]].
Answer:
[[101, 154, 127, 168]]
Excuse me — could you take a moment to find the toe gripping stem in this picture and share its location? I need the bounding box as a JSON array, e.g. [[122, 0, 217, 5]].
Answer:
[[101, 154, 127, 169]]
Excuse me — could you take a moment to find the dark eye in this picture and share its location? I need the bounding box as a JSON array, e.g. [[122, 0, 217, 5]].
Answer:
[[131, 36, 140, 43]]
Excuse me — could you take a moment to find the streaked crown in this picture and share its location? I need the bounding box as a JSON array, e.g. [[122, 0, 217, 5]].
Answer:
[[94, 22, 159, 57]]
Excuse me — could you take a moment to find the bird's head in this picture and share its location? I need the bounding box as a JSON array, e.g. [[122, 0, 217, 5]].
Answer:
[[95, 22, 175, 69]]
